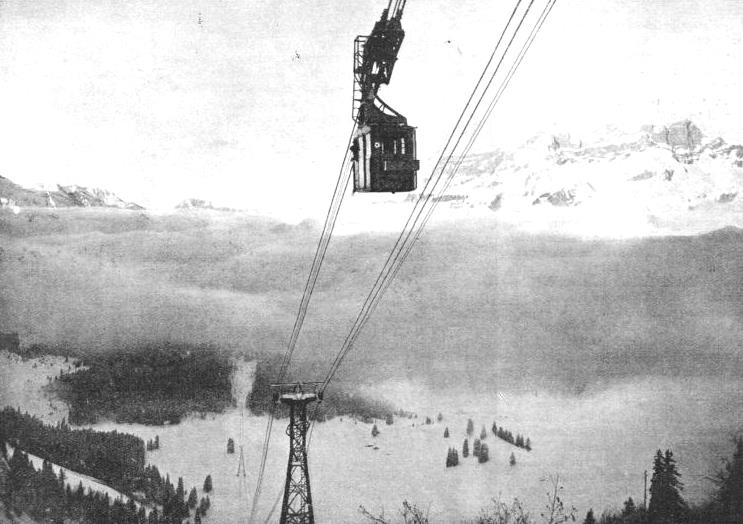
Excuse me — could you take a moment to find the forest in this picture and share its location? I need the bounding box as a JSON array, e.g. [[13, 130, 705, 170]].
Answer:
[[0, 408, 204, 513], [1, 449, 211, 524], [55, 344, 234, 425]]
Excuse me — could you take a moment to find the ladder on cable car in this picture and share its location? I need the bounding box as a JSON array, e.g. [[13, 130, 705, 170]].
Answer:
[[352, 36, 368, 121]]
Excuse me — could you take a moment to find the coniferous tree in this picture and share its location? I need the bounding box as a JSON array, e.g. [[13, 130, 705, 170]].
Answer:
[[463, 439, 469, 458], [509, 452, 516, 466], [203, 474, 213, 493], [480, 426, 487, 440], [648, 449, 665, 523], [525, 437, 532, 451], [491, 421, 497, 436], [648, 449, 686, 524], [227, 438, 235, 454], [622, 497, 637, 516], [154, 435, 160, 449], [663, 449, 686, 522], [385, 414, 394, 425], [444, 427, 449, 438], [188, 487, 198, 509], [466, 419, 474, 436], [478, 443, 489, 463], [437, 413, 443, 422], [473, 438, 481, 458], [715, 436, 743, 523], [583, 508, 596, 524], [371, 424, 379, 437]]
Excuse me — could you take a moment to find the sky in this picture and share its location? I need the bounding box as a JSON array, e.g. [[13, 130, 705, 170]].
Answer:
[[1, 0, 742, 216]]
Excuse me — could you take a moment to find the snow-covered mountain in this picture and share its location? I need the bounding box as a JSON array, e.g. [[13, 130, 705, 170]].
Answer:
[[0, 176, 143, 211], [427, 120, 743, 236]]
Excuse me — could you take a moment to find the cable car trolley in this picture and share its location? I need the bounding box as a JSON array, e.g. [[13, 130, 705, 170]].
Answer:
[[351, 0, 419, 193]]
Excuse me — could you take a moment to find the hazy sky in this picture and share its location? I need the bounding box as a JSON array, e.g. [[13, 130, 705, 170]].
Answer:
[[1, 0, 742, 214]]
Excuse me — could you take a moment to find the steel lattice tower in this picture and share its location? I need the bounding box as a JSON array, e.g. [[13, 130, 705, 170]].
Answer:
[[274, 384, 319, 524]]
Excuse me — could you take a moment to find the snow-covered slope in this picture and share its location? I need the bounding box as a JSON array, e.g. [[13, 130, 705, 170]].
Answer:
[[430, 120, 743, 237], [0, 175, 143, 211]]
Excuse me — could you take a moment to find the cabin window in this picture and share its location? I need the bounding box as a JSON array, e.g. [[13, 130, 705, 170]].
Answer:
[[400, 137, 406, 155]]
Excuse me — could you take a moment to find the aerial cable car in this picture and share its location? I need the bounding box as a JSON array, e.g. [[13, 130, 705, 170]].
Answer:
[[351, 0, 419, 193]]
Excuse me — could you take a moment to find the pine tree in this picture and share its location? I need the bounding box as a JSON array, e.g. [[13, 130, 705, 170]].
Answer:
[[478, 443, 489, 463], [648, 449, 665, 523], [491, 421, 497, 436], [480, 426, 487, 440], [525, 437, 532, 451], [509, 452, 516, 466], [663, 449, 686, 522], [203, 474, 213, 493], [437, 413, 443, 422], [473, 438, 481, 458], [227, 438, 235, 454], [583, 508, 596, 524], [715, 436, 743, 523], [188, 487, 198, 509], [466, 419, 474, 436], [622, 497, 636, 516], [154, 435, 160, 449], [648, 449, 686, 524], [463, 438, 469, 458], [371, 424, 379, 437], [385, 414, 394, 425], [443, 427, 449, 438]]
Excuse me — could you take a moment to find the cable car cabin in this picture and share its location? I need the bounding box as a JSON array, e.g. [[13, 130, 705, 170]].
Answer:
[[352, 103, 419, 193]]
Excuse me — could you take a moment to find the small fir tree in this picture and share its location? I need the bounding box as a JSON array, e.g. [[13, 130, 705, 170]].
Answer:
[[463, 438, 469, 458], [583, 508, 596, 524], [473, 438, 481, 458], [227, 438, 235, 454], [188, 487, 198, 509], [371, 424, 379, 437], [466, 418, 474, 436], [203, 474, 213, 493], [478, 443, 489, 463], [509, 452, 516, 466], [444, 427, 449, 438], [480, 426, 487, 440]]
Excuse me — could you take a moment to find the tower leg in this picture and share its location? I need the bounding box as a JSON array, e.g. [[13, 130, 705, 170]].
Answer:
[[279, 398, 315, 524]]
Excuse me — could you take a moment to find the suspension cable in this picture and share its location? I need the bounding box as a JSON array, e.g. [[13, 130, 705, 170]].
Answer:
[[321, 0, 539, 393], [248, 124, 356, 524]]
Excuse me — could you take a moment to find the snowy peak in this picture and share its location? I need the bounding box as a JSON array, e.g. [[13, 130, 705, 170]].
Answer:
[[432, 121, 743, 236], [0, 175, 143, 211]]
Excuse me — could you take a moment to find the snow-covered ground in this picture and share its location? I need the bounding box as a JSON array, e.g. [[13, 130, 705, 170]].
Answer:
[[3, 352, 742, 523], [0, 350, 75, 424]]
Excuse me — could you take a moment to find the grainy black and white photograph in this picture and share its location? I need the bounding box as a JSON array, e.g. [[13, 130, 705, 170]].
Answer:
[[2, 0, 743, 523]]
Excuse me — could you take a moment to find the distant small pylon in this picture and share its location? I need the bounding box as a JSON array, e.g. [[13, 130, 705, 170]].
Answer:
[[236, 445, 247, 477]]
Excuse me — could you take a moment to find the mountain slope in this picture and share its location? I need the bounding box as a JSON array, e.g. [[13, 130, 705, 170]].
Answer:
[[0, 175, 143, 211], [433, 120, 743, 236]]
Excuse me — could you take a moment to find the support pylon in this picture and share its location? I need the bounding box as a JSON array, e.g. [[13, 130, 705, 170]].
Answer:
[[272, 383, 320, 524], [236, 445, 246, 477]]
